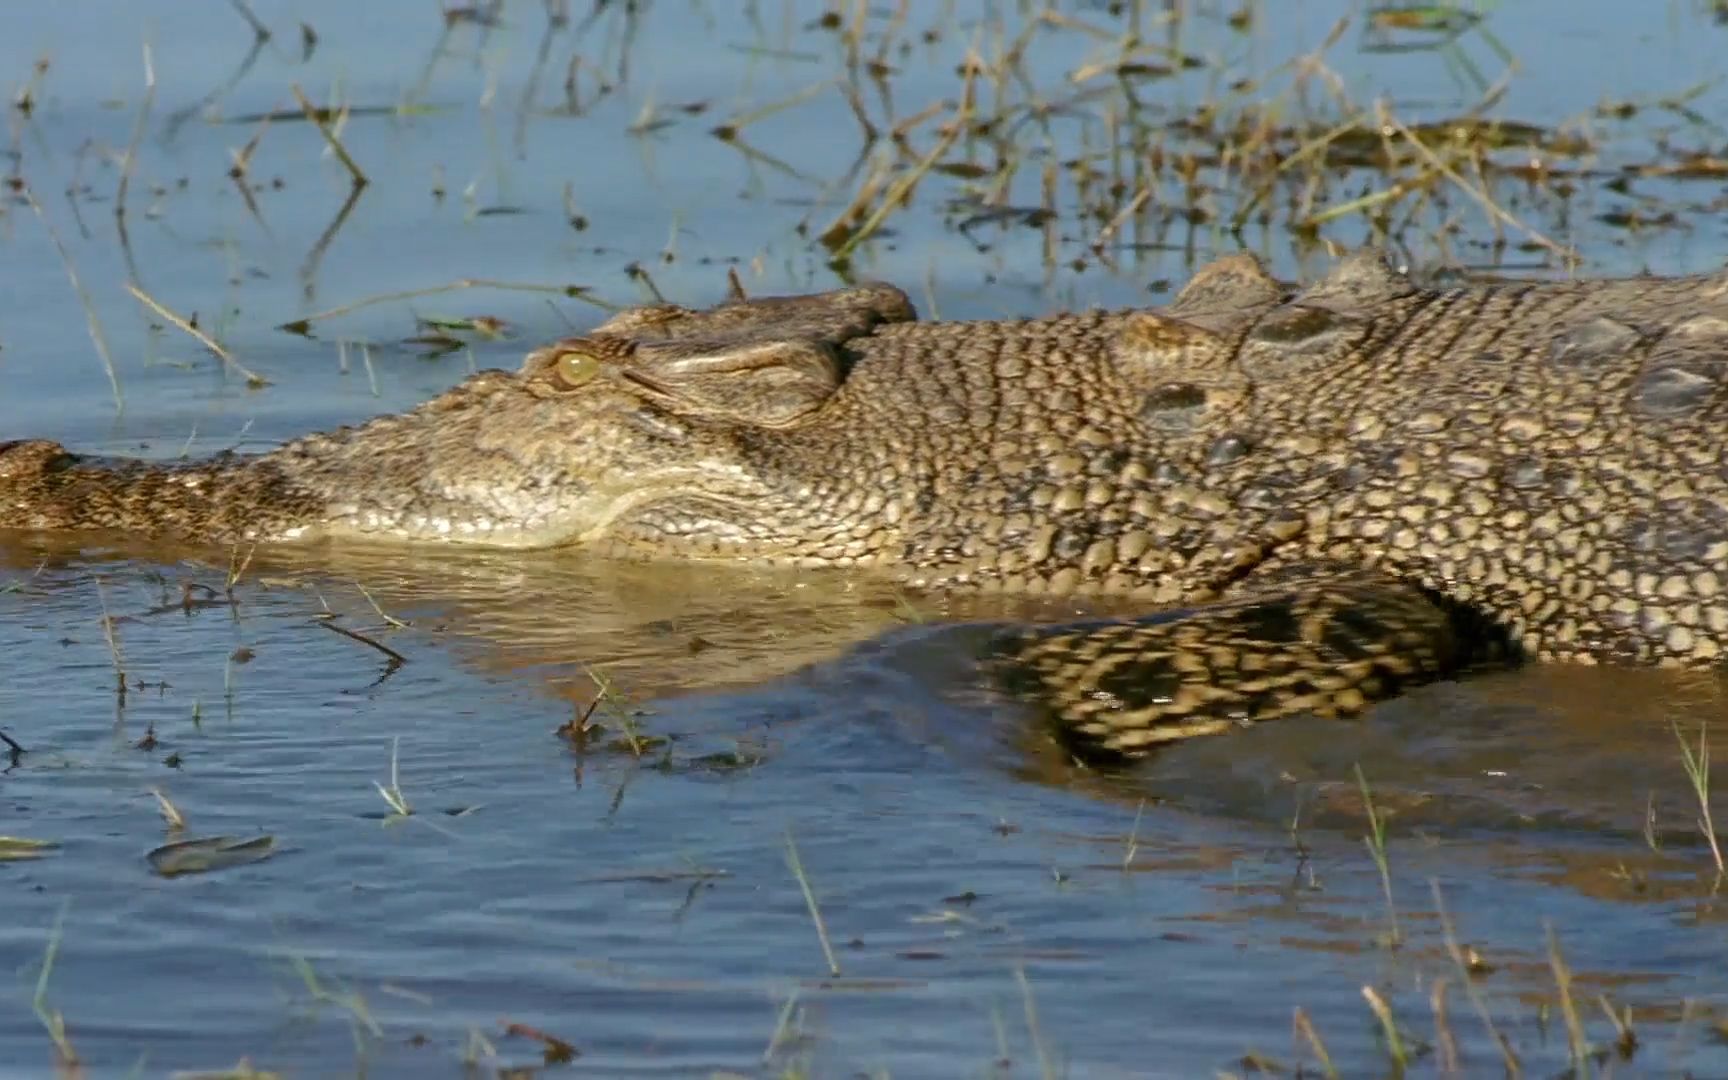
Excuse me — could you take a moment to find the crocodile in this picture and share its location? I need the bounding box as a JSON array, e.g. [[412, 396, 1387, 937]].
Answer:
[[3, 252, 1726, 756]]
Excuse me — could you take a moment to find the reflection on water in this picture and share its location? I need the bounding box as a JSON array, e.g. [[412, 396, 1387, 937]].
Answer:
[[3, 529, 906, 687], [255, 540, 918, 698]]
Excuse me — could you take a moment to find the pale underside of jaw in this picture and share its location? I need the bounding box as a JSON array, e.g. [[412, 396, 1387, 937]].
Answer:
[[305, 467, 775, 551]]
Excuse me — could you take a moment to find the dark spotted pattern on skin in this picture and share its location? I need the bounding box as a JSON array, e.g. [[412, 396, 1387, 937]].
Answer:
[[989, 573, 1473, 757]]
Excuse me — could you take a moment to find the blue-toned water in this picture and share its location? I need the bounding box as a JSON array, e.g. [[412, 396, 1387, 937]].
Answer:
[[3, 2, 1728, 1076]]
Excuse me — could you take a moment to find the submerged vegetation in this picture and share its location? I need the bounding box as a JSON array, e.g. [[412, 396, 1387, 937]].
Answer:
[[5, 0, 1726, 406], [2, 0, 1728, 1076]]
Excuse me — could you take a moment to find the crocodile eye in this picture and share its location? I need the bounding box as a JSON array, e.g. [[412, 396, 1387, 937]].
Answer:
[[553, 350, 602, 389]]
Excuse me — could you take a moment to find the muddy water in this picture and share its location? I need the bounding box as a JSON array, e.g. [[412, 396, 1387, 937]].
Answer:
[[3, 2, 1728, 1077]]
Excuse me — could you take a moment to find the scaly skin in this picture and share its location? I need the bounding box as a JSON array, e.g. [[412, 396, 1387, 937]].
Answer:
[[4, 253, 1725, 756]]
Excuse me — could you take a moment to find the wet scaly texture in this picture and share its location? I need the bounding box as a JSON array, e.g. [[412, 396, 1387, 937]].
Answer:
[[3, 253, 1726, 755]]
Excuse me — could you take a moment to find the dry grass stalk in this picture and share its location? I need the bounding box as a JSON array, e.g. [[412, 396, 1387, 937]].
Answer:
[[23, 187, 122, 410], [290, 83, 368, 187], [126, 283, 270, 387]]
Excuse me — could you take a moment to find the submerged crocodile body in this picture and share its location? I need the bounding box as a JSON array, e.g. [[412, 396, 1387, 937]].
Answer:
[[4, 253, 1726, 754]]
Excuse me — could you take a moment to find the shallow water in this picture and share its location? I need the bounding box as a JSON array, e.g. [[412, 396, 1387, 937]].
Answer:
[[4, 2, 1728, 1077]]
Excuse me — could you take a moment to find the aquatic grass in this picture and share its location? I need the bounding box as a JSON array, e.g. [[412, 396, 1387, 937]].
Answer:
[[31, 904, 78, 1073], [460, 1028, 498, 1073], [1546, 924, 1591, 1075], [1274, 869, 1670, 1079], [276, 278, 599, 336], [126, 283, 270, 387], [1671, 720, 1724, 877], [0, 560, 48, 598], [224, 0, 271, 42], [760, 988, 807, 1070], [625, 86, 669, 137], [281, 951, 382, 1059], [1598, 995, 1639, 1061], [354, 584, 409, 629], [1290, 1007, 1339, 1080], [357, 342, 379, 397], [1121, 797, 1146, 870], [0, 836, 58, 861], [374, 736, 412, 817], [1376, 100, 1573, 262], [499, 1020, 579, 1066], [113, 40, 155, 276], [368, 740, 465, 837], [1361, 984, 1414, 1071], [1431, 881, 1520, 1073], [289, 83, 368, 188], [93, 577, 128, 700], [825, 37, 980, 264], [0, 728, 25, 767], [1354, 764, 1400, 947], [24, 187, 122, 410], [784, 827, 840, 977], [223, 648, 245, 708], [1365, 3, 1487, 39], [1429, 977, 1458, 1073], [711, 80, 832, 143], [1365, 1, 1511, 96], [557, 688, 606, 747], [225, 544, 258, 595], [1015, 966, 1061, 1080], [162, 4, 269, 138], [581, 663, 653, 757], [149, 787, 187, 832], [315, 618, 409, 670], [791, 0, 1617, 281], [886, 588, 930, 625], [227, 107, 275, 225], [10, 53, 49, 115], [296, 180, 369, 296]]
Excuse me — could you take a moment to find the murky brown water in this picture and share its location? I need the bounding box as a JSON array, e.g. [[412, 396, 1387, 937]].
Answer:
[[4, 2, 1728, 1077]]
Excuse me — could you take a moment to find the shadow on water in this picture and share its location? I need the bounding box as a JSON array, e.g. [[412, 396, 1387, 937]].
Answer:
[[3, 0, 1728, 1076], [823, 607, 1728, 847]]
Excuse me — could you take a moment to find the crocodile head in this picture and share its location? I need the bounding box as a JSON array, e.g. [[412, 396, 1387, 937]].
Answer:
[[0, 283, 929, 551], [280, 282, 932, 552], [0, 256, 1314, 568]]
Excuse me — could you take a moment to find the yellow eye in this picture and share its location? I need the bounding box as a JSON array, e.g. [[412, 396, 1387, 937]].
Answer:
[[554, 350, 602, 389]]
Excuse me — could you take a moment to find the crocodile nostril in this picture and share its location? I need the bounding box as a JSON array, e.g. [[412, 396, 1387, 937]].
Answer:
[[1248, 304, 1351, 344], [1139, 382, 1209, 431]]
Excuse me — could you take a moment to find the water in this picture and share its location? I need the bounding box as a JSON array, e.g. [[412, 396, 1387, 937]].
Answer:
[[3, 2, 1728, 1076]]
